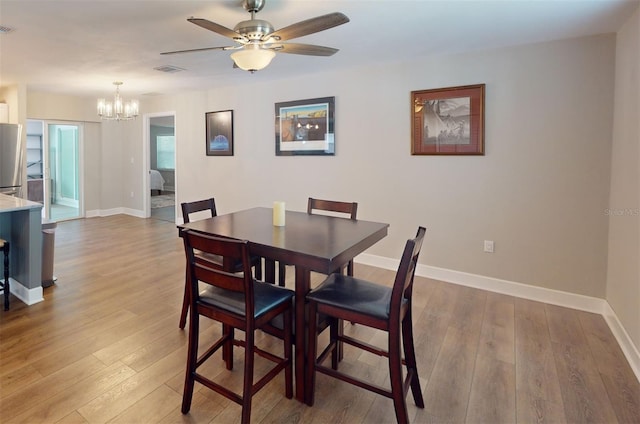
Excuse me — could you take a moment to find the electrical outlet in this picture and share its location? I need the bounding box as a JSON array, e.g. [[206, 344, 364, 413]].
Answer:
[[130, 191, 134, 198], [484, 240, 494, 253]]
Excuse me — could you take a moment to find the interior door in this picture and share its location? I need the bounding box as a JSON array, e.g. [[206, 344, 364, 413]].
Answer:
[[145, 113, 176, 221]]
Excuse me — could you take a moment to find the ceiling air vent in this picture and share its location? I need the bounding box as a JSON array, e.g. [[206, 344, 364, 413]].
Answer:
[[0, 26, 15, 34], [154, 65, 185, 74]]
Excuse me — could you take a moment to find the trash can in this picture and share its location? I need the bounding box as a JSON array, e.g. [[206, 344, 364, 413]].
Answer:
[[42, 220, 57, 288]]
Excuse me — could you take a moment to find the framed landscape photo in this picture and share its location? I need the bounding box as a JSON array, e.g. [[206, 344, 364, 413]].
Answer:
[[275, 97, 335, 156], [206, 110, 233, 156], [411, 84, 485, 155]]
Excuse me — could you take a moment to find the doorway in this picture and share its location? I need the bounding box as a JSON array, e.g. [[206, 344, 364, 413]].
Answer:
[[26, 120, 83, 221], [144, 113, 176, 222]]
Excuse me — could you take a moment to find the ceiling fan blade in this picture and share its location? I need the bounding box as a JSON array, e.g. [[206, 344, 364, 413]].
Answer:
[[268, 12, 349, 41], [187, 18, 245, 41], [272, 43, 339, 56], [160, 46, 232, 55]]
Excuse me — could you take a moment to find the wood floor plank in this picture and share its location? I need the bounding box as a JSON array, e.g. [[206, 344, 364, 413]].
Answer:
[[1, 355, 109, 421], [545, 304, 590, 350], [56, 411, 90, 424], [448, 286, 487, 336], [108, 384, 182, 424], [477, 293, 515, 365], [423, 326, 480, 422], [514, 298, 564, 403], [516, 390, 567, 424], [6, 362, 137, 424], [77, 348, 186, 423], [551, 341, 619, 423], [601, 371, 640, 424], [92, 314, 178, 366], [0, 363, 43, 397], [156, 391, 228, 424], [466, 355, 516, 423]]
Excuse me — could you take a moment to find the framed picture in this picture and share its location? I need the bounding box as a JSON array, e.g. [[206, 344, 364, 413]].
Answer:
[[275, 97, 335, 156], [206, 110, 234, 156], [411, 84, 485, 155]]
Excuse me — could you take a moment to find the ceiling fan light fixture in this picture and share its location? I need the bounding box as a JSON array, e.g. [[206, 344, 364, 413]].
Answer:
[[231, 48, 275, 72]]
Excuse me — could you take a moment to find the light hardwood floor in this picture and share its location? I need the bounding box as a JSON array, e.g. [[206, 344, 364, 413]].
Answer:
[[1, 215, 638, 423]]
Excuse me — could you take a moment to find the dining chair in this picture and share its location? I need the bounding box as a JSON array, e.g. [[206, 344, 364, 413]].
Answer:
[[0, 238, 10, 310], [178, 198, 262, 329], [181, 229, 294, 423], [305, 226, 426, 424], [276, 197, 358, 286]]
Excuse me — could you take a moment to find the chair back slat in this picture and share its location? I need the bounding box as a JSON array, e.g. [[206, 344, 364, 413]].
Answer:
[[308, 197, 358, 220], [193, 263, 245, 293], [183, 230, 253, 300], [181, 198, 217, 223]]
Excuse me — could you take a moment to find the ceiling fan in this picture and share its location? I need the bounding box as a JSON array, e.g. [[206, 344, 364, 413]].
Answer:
[[161, 0, 349, 72]]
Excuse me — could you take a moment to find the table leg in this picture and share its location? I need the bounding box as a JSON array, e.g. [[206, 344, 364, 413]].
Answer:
[[294, 266, 311, 403]]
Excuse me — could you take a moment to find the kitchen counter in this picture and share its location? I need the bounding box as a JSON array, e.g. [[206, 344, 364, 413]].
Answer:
[[0, 193, 44, 305], [0, 193, 43, 212]]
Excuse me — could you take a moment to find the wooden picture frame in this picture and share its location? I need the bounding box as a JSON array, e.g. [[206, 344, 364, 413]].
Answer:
[[411, 84, 485, 155], [206, 110, 233, 156], [275, 97, 335, 156]]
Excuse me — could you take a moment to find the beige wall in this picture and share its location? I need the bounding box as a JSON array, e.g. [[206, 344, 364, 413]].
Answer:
[[607, 8, 640, 350], [144, 34, 616, 300]]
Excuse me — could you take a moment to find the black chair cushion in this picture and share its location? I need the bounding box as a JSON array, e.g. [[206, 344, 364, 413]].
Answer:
[[199, 281, 294, 318], [306, 273, 402, 321]]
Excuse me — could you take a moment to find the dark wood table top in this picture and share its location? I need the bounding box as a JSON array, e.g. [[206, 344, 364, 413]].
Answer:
[[179, 207, 389, 274]]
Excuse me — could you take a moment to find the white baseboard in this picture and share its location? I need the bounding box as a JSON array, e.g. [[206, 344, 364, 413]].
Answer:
[[85, 208, 145, 218], [355, 253, 640, 382], [602, 303, 640, 382], [9, 277, 44, 305]]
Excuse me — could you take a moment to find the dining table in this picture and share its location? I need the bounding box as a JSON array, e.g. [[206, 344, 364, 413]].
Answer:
[[177, 206, 389, 402]]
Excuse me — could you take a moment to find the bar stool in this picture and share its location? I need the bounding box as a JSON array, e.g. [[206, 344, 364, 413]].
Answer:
[[305, 227, 426, 423], [0, 238, 9, 310]]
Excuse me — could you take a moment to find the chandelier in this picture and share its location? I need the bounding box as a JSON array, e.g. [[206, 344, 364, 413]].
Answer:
[[97, 82, 139, 121]]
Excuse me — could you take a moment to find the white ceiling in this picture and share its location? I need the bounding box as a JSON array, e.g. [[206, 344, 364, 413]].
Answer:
[[1, 0, 638, 98]]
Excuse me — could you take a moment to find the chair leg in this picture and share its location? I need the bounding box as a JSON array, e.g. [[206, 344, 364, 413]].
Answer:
[[181, 312, 199, 414], [330, 318, 342, 370], [223, 324, 234, 370], [305, 300, 319, 406], [178, 269, 189, 329], [283, 306, 293, 399], [3, 242, 9, 311], [389, 324, 409, 424], [402, 312, 425, 408], [241, 328, 255, 424]]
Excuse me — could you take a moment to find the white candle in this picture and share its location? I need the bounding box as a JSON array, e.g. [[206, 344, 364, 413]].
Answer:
[[273, 201, 285, 226]]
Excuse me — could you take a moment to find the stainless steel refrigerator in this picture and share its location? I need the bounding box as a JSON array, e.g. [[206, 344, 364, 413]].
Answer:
[[0, 123, 24, 197]]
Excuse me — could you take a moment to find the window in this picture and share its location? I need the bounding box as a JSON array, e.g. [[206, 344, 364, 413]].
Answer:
[[156, 135, 175, 170]]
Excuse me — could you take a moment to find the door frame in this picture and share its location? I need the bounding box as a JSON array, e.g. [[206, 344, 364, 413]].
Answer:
[[41, 120, 85, 221], [143, 111, 176, 218]]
